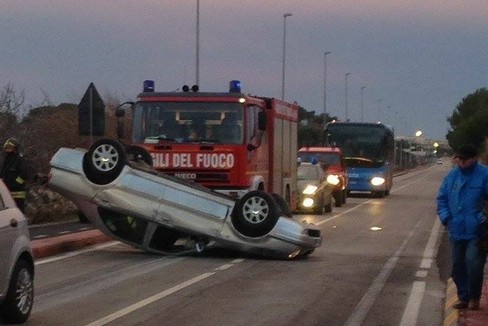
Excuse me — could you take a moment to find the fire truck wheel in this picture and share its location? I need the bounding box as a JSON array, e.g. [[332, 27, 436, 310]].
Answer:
[[127, 145, 153, 166], [83, 138, 127, 185], [271, 193, 292, 218], [232, 191, 280, 238]]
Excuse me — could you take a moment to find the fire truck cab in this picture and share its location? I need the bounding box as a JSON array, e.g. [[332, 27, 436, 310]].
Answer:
[[119, 80, 299, 211]]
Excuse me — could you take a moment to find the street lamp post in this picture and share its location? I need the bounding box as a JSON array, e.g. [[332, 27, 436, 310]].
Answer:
[[195, 0, 200, 86], [377, 98, 383, 123], [360, 86, 365, 122], [345, 73, 350, 121], [323, 51, 331, 121], [321, 51, 331, 145], [281, 13, 292, 100], [387, 105, 391, 126]]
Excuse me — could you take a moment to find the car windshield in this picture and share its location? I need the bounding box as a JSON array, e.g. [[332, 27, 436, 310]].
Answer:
[[298, 152, 340, 165], [298, 166, 319, 180], [132, 102, 244, 145]]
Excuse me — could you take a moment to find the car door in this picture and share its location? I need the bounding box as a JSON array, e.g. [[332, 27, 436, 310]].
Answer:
[[0, 186, 16, 298]]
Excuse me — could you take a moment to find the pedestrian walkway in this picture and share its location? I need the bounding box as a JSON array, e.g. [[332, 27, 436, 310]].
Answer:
[[444, 265, 488, 326], [457, 277, 488, 326]]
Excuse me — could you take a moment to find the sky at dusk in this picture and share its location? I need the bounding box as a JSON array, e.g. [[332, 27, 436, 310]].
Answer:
[[2, 0, 488, 140]]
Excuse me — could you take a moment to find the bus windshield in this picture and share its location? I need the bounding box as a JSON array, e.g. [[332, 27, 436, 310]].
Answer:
[[132, 102, 244, 145], [326, 123, 394, 164]]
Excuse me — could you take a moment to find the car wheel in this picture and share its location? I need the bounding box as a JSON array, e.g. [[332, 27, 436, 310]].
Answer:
[[0, 259, 34, 324], [324, 196, 332, 213], [372, 191, 385, 198], [231, 190, 280, 238], [313, 196, 324, 215], [334, 190, 343, 207], [298, 249, 315, 258], [271, 193, 292, 218], [127, 145, 153, 166], [83, 138, 127, 185], [342, 189, 347, 204]]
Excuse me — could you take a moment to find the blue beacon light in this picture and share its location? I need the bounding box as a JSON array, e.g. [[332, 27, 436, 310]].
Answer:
[[229, 80, 241, 93], [143, 80, 155, 92]]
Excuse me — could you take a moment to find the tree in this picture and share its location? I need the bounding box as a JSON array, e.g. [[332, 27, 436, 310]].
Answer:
[[447, 88, 488, 151], [0, 83, 25, 141]]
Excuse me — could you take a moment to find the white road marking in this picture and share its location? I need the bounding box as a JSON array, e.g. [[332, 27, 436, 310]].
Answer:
[[341, 171, 434, 326], [84, 260, 245, 326], [400, 281, 426, 326], [344, 225, 419, 326], [399, 216, 442, 326], [315, 179, 421, 226]]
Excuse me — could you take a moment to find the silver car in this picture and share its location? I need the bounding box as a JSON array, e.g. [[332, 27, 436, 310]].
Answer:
[[48, 139, 322, 259], [0, 179, 34, 324], [296, 162, 334, 214]]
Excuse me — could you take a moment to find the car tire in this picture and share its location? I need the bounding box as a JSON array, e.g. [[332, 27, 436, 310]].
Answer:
[[324, 197, 332, 213], [373, 191, 385, 198], [313, 196, 324, 215], [231, 190, 280, 238], [271, 193, 292, 218], [127, 145, 153, 166], [334, 191, 343, 207], [83, 138, 127, 185], [0, 259, 34, 324], [342, 189, 347, 204]]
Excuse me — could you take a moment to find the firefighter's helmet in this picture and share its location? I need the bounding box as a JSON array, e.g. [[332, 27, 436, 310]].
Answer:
[[3, 138, 19, 150]]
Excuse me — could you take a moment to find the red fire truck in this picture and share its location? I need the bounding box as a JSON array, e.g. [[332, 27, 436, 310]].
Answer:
[[118, 80, 299, 211]]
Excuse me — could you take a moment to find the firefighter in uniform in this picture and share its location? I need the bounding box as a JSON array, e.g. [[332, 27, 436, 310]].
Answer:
[[0, 138, 29, 212]]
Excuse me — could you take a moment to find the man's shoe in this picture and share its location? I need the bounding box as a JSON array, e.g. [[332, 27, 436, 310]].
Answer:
[[453, 301, 468, 309], [469, 299, 480, 310]]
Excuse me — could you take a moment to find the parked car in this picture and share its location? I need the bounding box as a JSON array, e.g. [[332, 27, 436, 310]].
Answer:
[[0, 179, 34, 324], [298, 147, 348, 207], [48, 138, 322, 259], [296, 162, 334, 214], [436, 158, 443, 164]]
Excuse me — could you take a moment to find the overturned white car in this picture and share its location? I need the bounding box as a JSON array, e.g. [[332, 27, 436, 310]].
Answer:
[[48, 139, 322, 259]]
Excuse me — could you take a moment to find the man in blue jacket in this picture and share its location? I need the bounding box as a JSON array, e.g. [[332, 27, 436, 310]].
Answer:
[[437, 144, 488, 310]]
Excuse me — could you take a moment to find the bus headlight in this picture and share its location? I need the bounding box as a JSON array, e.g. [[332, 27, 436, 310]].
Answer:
[[371, 177, 385, 186], [302, 198, 315, 207], [303, 185, 318, 195], [326, 174, 340, 186]]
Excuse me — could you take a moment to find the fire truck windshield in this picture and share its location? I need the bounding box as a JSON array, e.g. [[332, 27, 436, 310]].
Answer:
[[132, 102, 244, 145]]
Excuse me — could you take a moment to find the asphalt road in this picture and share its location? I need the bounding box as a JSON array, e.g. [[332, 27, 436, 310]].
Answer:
[[18, 164, 450, 326]]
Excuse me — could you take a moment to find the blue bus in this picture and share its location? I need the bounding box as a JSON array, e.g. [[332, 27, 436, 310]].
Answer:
[[325, 122, 395, 197]]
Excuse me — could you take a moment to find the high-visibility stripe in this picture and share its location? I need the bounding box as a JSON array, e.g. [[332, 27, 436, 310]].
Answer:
[[4, 140, 16, 148], [11, 191, 26, 199], [15, 177, 25, 184]]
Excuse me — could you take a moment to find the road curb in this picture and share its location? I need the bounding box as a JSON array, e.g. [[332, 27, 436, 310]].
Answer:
[[444, 278, 460, 326], [32, 229, 111, 259], [444, 277, 488, 326]]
